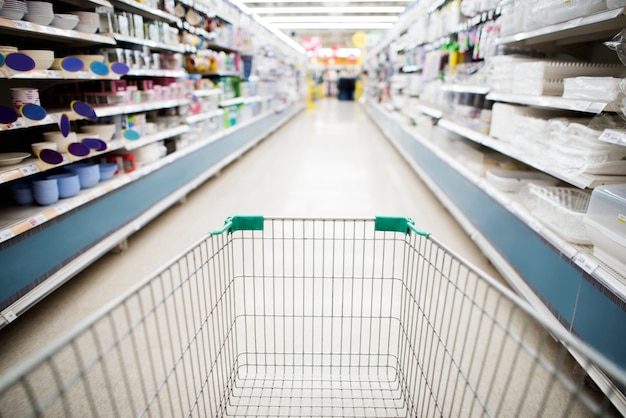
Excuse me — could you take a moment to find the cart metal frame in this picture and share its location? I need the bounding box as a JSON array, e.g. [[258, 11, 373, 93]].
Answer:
[[1, 216, 625, 417]]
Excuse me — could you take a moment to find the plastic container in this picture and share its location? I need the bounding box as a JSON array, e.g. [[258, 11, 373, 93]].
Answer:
[[98, 162, 118, 180], [583, 184, 626, 274], [520, 184, 592, 244], [66, 163, 100, 189]]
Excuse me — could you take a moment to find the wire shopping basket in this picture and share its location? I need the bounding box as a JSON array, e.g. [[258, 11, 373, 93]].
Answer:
[[1, 216, 625, 417]]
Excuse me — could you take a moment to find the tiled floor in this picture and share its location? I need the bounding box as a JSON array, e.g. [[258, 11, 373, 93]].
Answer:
[[0, 99, 501, 374]]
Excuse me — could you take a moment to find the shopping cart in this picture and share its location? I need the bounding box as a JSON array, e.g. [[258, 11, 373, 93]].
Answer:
[[1, 216, 625, 417]]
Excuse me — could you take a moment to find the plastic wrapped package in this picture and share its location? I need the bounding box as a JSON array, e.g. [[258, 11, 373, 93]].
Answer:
[[562, 77, 624, 102], [525, 0, 607, 31]]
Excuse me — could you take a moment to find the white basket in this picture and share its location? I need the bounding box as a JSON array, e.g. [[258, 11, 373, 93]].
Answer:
[[521, 184, 592, 244]]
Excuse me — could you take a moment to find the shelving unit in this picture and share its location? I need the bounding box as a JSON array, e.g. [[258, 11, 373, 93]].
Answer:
[[0, 0, 306, 330], [365, 0, 626, 413]]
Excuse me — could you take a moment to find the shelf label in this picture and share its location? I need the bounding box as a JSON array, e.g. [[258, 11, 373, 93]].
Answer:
[[598, 129, 626, 146], [13, 20, 33, 31], [574, 253, 599, 274], [0, 229, 14, 242], [56, 202, 72, 214], [45, 70, 62, 79], [19, 164, 38, 176], [29, 213, 47, 227]]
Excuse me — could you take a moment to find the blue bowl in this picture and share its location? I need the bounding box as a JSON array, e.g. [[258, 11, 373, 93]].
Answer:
[[32, 178, 58, 193], [98, 163, 118, 181], [12, 184, 34, 206], [47, 173, 80, 198], [66, 163, 100, 189]]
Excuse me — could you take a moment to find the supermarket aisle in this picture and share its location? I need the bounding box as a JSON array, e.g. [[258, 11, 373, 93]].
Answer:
[[0, 99, 501, 373]]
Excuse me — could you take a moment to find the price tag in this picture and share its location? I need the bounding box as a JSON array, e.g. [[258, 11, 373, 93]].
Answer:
[[574, 253, 599, 274], [598, 129, 626, 146], [29, 213, 47, 227], [19, 164, 38, 176], [0, 229, 14, 242], [13, 20, 33, 30], [74, 195, 88, 205], [5, 119, 25, 130], [56, 202, 71, 214], [45, 70, 62, 79]]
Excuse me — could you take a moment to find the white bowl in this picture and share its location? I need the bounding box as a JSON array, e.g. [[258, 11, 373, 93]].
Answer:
[[74, 23, 98, 34], [70, 11, 99, 23], [43, 131, 76, 151], [0, 8, 25, 20], [23, 13, 53, 25], [31, 141, 57, 154], [74, 54, 104, 63], [80, 124, 115, 141], [50, 15, 78, 29]]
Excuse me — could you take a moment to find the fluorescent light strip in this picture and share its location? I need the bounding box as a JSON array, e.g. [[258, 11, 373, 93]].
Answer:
[[263, 15, 398, 23], [240, 0, 412, 3], [248, 6, 406, 14], [270, 22, 394, 29]]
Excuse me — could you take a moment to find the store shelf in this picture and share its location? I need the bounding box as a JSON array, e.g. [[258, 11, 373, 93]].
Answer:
[[111, 33, 193, 53], [486, 92, 616, 114], [110, 0, 182, 25], [125, 68, 187, 78], [219, 96, 262, 107], [497, 7, 626, 47], [196, 71, 242, 78], [58, 0, 113, 8], [438, 118, 626, 189], [186, 109, 224, 124], [0, 68, 122, 80], [203, 42, 240, 54], [416, 103, 444, 119], [193, 89, 223, 98], [93, 98, 189, 117], [0, 18, 116, 46], [367, 102, 626, 378], [122, 125, 190, 151], [441, 84, 490, 94]]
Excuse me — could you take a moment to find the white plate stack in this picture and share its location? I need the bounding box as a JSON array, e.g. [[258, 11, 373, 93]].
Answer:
[[10, 87, 40, 110], [24, 1, 53, 26], [70, 11, 99, 34], [0, 0, 27, 20], [50, 13, 78, 30]]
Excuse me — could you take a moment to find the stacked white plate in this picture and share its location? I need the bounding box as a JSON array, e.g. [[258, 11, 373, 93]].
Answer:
[[24, 1, 53, 26], [0, 0, 27, 20], [0, 45, 18, 55], [50, 13, 78, 30], [18, 49, 54, 69], [10, 87, 40, 109], [70, 11, 99, 34]]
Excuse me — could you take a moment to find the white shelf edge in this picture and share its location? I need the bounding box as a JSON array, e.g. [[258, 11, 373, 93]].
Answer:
[[94, 98, 189, 117], [111, 33, 193, 53], [441, 84, 490, 95], [496, 7, 626, 45], [186, 109, 224, 125], [417, 103, 444, 119], [123, 125, 190, 150], [112, 0, 182, 25], [486, 92, 612, 114], [125, 68, 187, 78], [0, 18, 116, 45], [193, 89, 223, 98]]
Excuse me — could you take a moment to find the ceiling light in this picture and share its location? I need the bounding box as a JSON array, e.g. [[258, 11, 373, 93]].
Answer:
[[269, 22, 394, 30], [263, 16, 398, 23], [248, 6, 406, 14], [239, 0, 412, 3]]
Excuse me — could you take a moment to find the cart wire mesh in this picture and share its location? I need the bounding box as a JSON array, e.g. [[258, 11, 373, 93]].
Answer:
[[1, 216, 625, 417]]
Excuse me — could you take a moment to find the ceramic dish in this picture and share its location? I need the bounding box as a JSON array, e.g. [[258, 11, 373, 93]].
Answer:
[[0, 152, 30, 166]]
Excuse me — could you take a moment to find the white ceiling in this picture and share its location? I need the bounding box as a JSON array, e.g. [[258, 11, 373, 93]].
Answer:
[[237, 0, 414, 48]]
